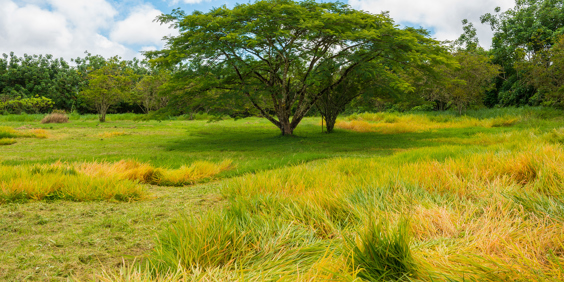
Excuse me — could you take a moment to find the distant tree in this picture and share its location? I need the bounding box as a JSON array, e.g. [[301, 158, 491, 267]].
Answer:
[[518, 35, 564, 107], [431, 51, 500, 115], [79, 57, 136, 122], [0, 52, 82, 110], [148, 0, 449, 135], [478, 0, 564, 106], [132, 69, 170, 113]]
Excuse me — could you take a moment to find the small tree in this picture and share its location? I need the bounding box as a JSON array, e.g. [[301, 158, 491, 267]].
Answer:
[[425, 51, 500, 115], [80, 57, 135, 122], [132, 70, 170, 113]]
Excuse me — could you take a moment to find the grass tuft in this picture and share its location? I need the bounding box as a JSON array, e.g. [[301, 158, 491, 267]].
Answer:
[[41, 112, 69, 124], [349, 218, 416, 281]]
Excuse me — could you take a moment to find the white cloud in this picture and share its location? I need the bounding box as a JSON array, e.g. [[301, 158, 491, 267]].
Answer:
[[348, 0, 515, 48], [110, 5, 177, 46], [0, 0, 167, 60]]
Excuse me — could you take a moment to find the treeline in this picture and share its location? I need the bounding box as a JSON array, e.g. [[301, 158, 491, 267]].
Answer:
[[0, 53, 172, 118], [0, 0, 563, 125]]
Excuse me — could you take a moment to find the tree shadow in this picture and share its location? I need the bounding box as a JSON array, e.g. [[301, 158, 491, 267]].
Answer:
[[164, 122, 491, 176]]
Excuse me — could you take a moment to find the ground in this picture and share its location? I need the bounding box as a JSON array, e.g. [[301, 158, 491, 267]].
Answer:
[[1, 109, 563, 281]]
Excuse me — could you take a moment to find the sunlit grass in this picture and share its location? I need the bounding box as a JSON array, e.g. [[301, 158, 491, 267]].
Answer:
[[77, 159, 233, 186], [0, 138, 16, 145], [99, 131, 126, 138], [145, 133, 564, 280], [0, 126, 48, 139], [0, 162, 146, 203], [336, 112, 520, 133]]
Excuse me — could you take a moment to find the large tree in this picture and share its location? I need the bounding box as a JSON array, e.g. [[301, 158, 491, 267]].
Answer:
[[148, 0, 449, 135]]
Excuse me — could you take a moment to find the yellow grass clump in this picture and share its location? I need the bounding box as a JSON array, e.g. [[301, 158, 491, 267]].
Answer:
[[0, 162, 146, 203], [0, 126, 48, 143], [78, 159, 232, 186], [99, 131, 125, 138], [335, 113, 520, 133], [0, 138, 16, 145]]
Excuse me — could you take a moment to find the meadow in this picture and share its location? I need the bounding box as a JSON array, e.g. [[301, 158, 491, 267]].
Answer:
[[1, 107, 564, 281]]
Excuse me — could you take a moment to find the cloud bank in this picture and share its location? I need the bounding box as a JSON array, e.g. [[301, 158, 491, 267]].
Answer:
[[0, 0, 176, 60], [348, 0, 515, 48]]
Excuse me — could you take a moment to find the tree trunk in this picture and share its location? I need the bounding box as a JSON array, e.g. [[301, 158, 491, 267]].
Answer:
[[99, 105, 108, 122], [279, 119, 294, 135], [99, 111, 106, 122], [325, 114, 337, 133]]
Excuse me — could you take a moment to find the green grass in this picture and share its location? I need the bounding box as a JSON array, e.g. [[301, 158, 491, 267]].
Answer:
[[1, 107, 564, 281]]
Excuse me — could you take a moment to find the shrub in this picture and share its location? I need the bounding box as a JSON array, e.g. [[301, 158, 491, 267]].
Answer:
[[0, 96, 54, 114], [41, 110, 69, 124]]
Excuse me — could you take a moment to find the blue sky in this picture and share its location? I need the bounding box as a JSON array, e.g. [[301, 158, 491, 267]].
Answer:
[[0, 0, 516, 61]]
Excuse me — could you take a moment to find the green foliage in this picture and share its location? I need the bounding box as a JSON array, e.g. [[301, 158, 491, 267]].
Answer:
[[131, 69, 170, 113], [419, 50, 500, 114], [0, 96, 54, 114], [79, 56, 137, 122], [517, 35, 564, 107], [479, 0, 564, 106], [149, 0, 450, 135], [0, 53, 82, 110]]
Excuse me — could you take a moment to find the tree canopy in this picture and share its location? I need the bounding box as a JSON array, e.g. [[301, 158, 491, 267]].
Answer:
[[148, 0, 451, 135]]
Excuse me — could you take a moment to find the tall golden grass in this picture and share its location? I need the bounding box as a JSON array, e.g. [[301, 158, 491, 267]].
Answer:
[[144, 137, 564, 281], [77, 159, 232, 186], [0, 126, 48, 141], [335, 113, 520, 133], [0, 162, 146, 203], [0, 159, 232, 203]]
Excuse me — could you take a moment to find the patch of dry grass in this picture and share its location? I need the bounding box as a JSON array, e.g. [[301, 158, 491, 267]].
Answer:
[[335, 113, 520, 133], [0, 162, 146, 203], [0, 126, 48, 139], [41, 112, 69, 124], [78, 159, 233, 186], [161, 139, 563, 280], [99, 131, 126, 138]]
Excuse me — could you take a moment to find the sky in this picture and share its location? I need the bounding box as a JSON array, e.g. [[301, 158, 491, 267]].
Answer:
[[0, 0, 516, 61]]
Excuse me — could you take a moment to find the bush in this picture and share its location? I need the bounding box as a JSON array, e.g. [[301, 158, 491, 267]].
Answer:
[[41, 110, 69, 124], [0, 96, 54, 114]]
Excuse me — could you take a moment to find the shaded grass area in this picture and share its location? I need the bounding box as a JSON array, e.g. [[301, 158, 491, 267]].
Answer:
[[0, 183, 223, 281]]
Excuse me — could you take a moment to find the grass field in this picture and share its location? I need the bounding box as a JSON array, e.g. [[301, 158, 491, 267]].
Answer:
[[1, 107, 563, 281]]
